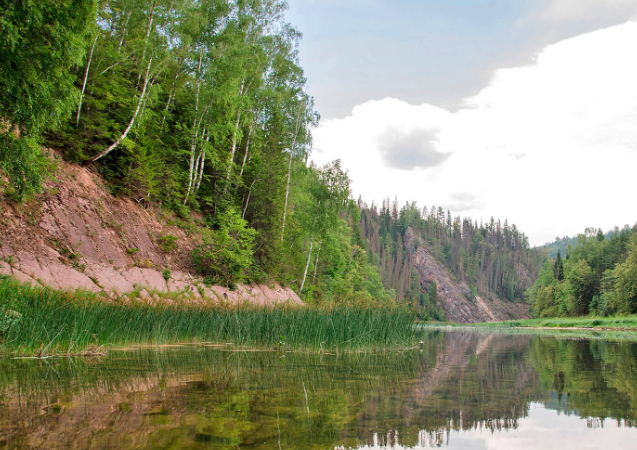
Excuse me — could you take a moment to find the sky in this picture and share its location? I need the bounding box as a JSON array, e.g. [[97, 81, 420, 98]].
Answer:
[[286, 0, 637, 246], [352, 404, 636, 449]]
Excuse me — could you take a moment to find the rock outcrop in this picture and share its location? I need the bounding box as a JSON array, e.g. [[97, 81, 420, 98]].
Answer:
[[0, 157, 301, 306], [404, 228, 529, 323]]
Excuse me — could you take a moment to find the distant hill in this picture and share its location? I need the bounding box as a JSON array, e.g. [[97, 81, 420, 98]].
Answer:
[[540, 225, 637, 259], [540, 236, 579, 259]]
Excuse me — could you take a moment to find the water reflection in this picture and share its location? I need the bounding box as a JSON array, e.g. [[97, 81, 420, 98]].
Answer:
[[0, 330, 636, 449], [344, 405, 636, 450]]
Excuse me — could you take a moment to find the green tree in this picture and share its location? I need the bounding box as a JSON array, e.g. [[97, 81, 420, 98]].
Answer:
[[554, 251, 565, 281], [566, 259, 596, 316], [192, 208, 256, 287], [0, 0, 96, 197], [300, 160, 350, 293], [614, 238, 637, 313]]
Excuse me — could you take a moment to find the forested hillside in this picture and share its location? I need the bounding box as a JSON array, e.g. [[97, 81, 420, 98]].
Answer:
[[529, 225, 637, 317], [360, 199, 546, 319], [0, 0, 391, 304]]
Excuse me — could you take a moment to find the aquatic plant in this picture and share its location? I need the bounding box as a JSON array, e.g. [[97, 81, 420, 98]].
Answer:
[[0, 277, 416, 356]]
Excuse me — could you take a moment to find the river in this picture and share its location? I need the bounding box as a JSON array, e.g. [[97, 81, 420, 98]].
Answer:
[[0, 329, 636, 449]]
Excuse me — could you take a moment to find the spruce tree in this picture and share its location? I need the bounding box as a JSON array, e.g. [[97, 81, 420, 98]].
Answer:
[[554, 251, 565, 281]]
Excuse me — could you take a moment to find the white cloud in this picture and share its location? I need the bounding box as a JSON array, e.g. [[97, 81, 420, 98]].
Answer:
[[311, 21, 637, 246], [538, 0, 637, 24]]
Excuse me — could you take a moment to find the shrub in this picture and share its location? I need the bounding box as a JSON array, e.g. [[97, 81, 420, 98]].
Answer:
[[157, 234, 178, 253], [192, 208, 255, 287]]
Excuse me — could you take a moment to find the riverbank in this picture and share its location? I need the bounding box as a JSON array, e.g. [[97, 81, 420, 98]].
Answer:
[[467, 316, 637, 331], [0, 277, 416, 356]]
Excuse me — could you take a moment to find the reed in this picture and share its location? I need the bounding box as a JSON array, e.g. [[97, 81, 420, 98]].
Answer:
[[0, 277, 416, 355]]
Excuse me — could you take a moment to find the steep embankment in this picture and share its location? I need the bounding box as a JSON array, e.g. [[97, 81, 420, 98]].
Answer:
[[0, 156, 300, 306], [404, 228, 530, 323]]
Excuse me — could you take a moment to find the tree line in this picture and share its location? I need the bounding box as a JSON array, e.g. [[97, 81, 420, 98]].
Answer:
[[529, 225, 637, 317]]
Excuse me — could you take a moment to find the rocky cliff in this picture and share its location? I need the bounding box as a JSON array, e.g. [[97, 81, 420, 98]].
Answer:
[[404, 228, 530, 323], [0, 155, 301, 306]]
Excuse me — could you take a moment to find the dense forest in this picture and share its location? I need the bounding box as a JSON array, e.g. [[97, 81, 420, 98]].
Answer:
[[359, 199, 546, 318], [0, 0, 392, 303], [529, 225, 637, 317]]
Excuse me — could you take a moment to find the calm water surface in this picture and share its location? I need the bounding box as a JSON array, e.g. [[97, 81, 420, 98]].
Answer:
[[1, 329, 636, 449]]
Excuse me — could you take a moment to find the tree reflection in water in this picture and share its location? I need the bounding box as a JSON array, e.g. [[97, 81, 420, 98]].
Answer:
[[0, 330, 636, 449]]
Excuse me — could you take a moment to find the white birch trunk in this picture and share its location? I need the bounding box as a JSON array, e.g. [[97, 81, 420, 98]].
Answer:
[[88, 56, 153, 163], [138, 1, 156, 85], [191, 130, 203, 194], [222, 79, 246, 196], [242, 178, 257, 220], [280, 101, 306, 241], [194, 133, 209, 195], [138, 70, 162, 120], [183, 126, 199, 205], [281, 151, 294, 241], [76, 34, 98, 126], [100, 51, 133, 76], [182, 49, 204, 205], [238, 120, 255, 179], [118, 11, 132, 52], [300, 210, 319, 293]]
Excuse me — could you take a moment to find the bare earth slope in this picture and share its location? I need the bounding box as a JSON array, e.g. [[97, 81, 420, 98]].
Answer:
[[404, 228, 529, 323], [0, 156, 301, 306]]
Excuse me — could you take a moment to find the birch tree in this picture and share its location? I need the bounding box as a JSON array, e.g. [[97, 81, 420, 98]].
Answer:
[[300, 161, 350, 292]]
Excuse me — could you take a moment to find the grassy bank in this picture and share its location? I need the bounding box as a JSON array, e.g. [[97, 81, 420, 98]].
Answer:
[[0, 277, 416, 356], [420, 321, 637, 343], [468, 316, 637, 330]]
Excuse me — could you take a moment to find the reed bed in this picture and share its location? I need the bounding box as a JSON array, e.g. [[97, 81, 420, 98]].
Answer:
[[0, 277, 416, 355]]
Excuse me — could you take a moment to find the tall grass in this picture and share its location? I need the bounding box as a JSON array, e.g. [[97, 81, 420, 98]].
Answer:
[[0, 277, 416, 355]]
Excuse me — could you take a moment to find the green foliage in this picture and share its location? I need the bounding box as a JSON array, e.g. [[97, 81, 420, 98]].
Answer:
[[554, 251, 564, 281], [192, 208, 256, 287], [360, 200, 544, 306], [157, 233, 178, 253], [566, 259, 595, 315], [0, 0, 400, 303], [162, 269, 172, 281], [529, 226, 637, 317], [0, 276, 415, 355], [0, 308, 21, 334], [0, 0, 96, 198], [614, 237, 637, 313], [0, 135, 47, 199]]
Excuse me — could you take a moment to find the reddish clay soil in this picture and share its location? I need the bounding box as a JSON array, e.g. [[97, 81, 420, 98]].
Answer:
[[0, 155, 301, 306]]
